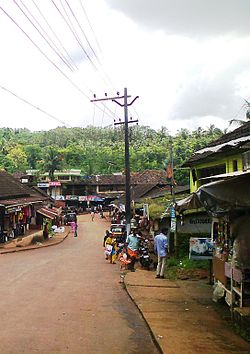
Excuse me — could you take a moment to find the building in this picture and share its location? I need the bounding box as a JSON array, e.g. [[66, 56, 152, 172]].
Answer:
[[32, 169, 173, 210], [0, 170, 51, 242], [182, 122, 250, 192]]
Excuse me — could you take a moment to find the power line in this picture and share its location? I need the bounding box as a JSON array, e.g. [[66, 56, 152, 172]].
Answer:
[[65, 0, 100, 66], [0, 84, 72, 127], [0, 4, 120, 123], [52, 0, 98, 71], [56, 0, 114, 93], [79, 0, 103, 54], [13, 0, 74, 71], [31, 0, 78, 71], [65, 0, 115, 92]]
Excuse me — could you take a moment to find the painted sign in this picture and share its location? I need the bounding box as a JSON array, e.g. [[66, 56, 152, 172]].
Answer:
[[170, 207, 175, 218], [49, 181, 61, 187], [189, 238, 214, 260], [37, 183, 49, 188], [55, 195, 65, 200], [170, 217, 176, 232], [65, 195, 79, 200]]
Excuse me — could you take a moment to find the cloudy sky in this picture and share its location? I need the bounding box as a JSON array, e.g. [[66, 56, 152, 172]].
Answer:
[[0, 0, 249, 134]]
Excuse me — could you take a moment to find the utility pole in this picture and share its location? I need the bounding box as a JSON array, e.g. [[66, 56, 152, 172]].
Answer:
[[169, 137, 177, 255], [91, 88, 139, 234]]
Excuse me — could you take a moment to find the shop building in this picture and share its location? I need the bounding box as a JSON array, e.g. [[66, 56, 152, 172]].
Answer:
[[176, 122, 250, 317], [0, 170, 51, 242]]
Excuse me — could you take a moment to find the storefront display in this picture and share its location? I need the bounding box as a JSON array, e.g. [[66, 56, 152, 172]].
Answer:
[[212, 214, 250, 310]]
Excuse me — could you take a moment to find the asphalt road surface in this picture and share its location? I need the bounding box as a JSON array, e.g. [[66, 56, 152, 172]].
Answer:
[[0, 214, 159, 354]]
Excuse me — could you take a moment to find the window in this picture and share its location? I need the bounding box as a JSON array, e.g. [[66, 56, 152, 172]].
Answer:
[[198, 164, 226, 179], [233, 160, 238, 172], [243, 151, 250, 171]]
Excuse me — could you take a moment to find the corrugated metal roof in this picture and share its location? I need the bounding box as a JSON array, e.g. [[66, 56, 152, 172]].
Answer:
[[199, 170, 250, 181], [183, 122, 250, 167]]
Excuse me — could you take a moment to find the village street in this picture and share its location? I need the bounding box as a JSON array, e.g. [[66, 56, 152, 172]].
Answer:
[[0, 214, 158, 354]]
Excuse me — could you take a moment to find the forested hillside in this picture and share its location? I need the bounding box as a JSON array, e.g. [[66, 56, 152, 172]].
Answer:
[[0, 125, 223, 185]]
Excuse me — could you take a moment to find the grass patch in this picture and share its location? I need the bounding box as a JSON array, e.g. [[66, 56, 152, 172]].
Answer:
[[165, 256, 209, 280]]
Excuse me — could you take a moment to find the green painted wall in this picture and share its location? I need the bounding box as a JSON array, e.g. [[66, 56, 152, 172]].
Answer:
[[189, 153, 243, 192]]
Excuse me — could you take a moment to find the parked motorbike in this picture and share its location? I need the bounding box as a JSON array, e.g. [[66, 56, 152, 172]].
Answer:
[[139, 238, 152, 270]]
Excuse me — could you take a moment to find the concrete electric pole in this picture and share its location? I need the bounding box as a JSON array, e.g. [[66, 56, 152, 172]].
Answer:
[[91, 88, 139, 234]]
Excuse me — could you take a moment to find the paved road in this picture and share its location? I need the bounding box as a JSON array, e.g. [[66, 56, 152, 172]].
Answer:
[[0, 214, 158, 354]]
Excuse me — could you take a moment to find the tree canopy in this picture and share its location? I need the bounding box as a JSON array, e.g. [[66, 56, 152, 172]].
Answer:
[[0, 125, 223, 185]]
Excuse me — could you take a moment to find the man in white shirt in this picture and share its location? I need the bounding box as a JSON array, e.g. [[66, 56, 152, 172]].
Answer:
[[154, 228, 169, 279]]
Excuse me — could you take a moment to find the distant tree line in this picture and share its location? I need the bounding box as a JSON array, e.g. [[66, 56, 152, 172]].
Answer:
[[0, 124, 224, 185]]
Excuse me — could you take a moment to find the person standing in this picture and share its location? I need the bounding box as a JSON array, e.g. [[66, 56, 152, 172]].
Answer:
[[43, 222, 49, 240], [125, 228, 141, 272], [103, 230, 110, 247], [91, 208, 95, 221], [154, 228, 169, 279]]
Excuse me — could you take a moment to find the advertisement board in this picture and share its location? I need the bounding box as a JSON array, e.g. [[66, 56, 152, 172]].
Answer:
[[189, 237, 214, 260]]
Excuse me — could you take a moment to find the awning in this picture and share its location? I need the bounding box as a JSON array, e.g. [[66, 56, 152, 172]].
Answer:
[[175, 193, 203, 213], [176, 173, 250, 215], [199, 170, 250, 181], [36, 207, 58, 219], [0, 196, 45, 208]]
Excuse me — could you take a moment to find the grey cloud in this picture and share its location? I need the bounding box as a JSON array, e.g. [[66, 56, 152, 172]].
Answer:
[[105, 0, 250, 37], [171, 59, 249, 121]]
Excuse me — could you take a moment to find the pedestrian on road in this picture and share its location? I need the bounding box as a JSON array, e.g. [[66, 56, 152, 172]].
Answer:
[[103, 230, 110, 247], [154, 228, 169, 279], [43, 222, 49, 240], [125, 228, 140, 272], [104, 233, 113, 261], [69, 221, 77, 237], [91, 210, 95, 221]]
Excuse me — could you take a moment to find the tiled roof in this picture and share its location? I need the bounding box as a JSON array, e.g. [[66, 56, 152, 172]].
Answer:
[[0, 171, 49, 207], [132, 184, 156, 201], [0, 196, 45, 207], [0, 170, 36, 199], [85, 170, 169, 186], [131, 170, 168, 184], [183, 121, 250, 167]]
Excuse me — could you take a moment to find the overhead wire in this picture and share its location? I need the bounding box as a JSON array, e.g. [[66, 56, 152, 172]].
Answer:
[[29, 0, 120, 121], [50, 0, 119, 120], [0, 3, 121, 123], [66, 0, 115, 93], [79, 0, 102, 54], [0, 84, 72, 127], [13, 0, 74, 72], [57, 0, 114, 93], [52, 0, 98, 72], [30, 0, 78, 70]]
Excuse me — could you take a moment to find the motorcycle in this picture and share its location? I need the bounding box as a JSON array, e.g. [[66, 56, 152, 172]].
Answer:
[[139, 238, 152, 270]]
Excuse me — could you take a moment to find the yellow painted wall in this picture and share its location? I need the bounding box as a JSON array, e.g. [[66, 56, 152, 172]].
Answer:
[[189, 153, 243, 192]]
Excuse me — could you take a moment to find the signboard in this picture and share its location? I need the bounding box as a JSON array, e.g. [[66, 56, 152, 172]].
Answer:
[[37, 183, 49, 188], [170, 207, 175, 218], [189, 237, 214, 260], [65, 195, 79, 200], [170, 217, 176, 232], [55, 195, 65, 200], [49, 181, 61, 187], [177, 214, 211, 234], [79, 196, 88, 201]]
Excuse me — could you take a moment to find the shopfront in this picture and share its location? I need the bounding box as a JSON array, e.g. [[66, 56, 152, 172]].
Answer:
[[176, 172, 250, 311]]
